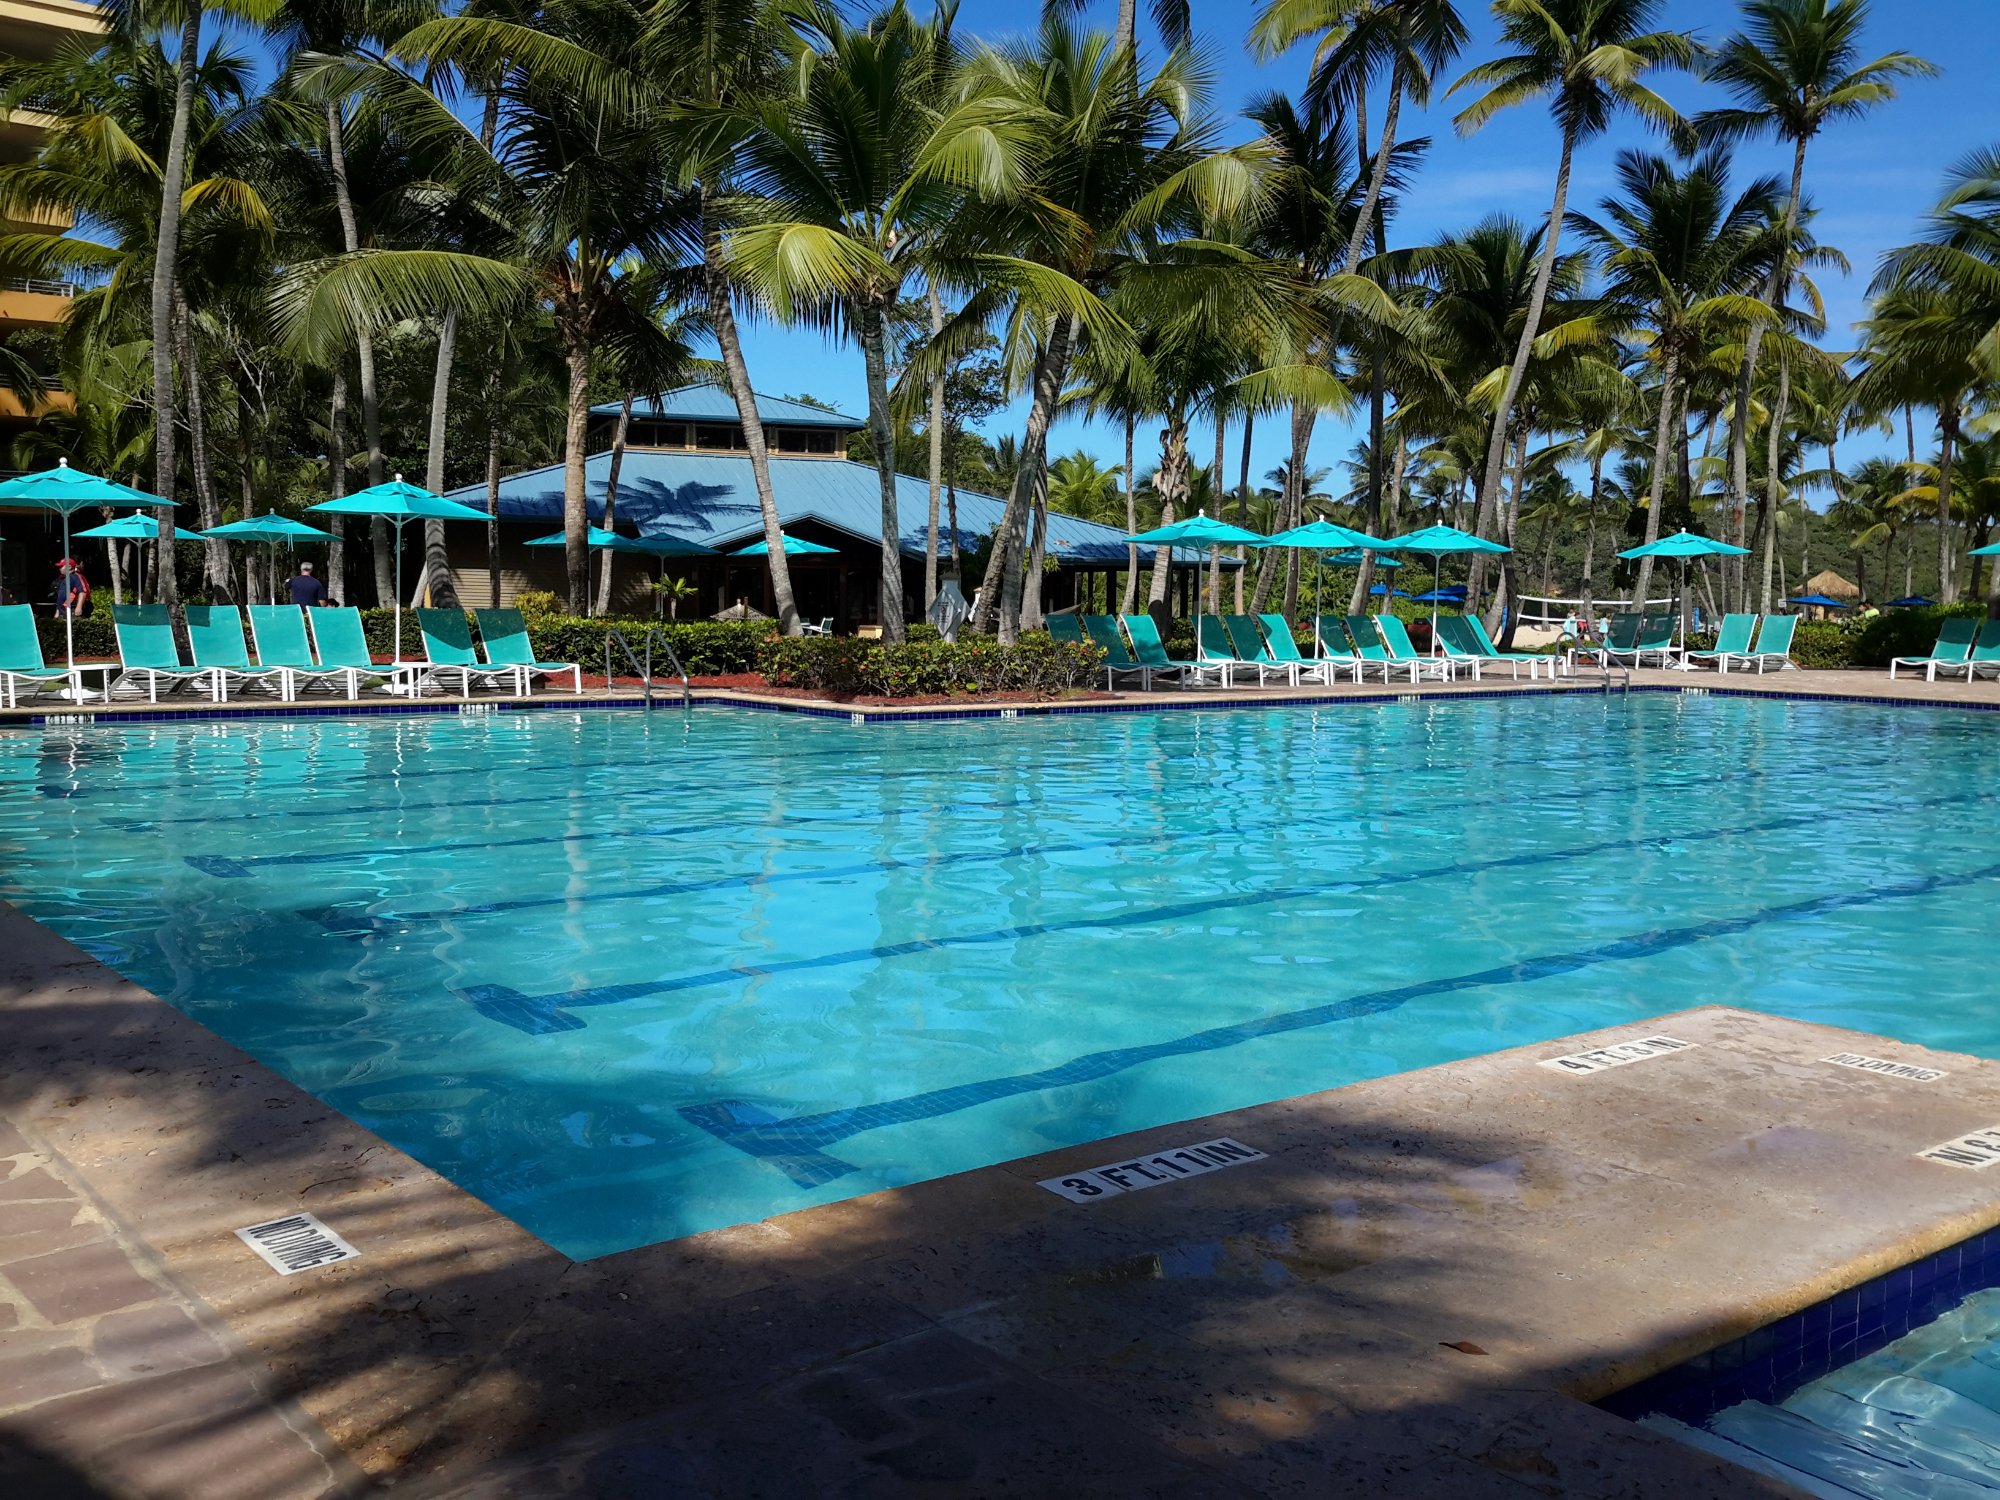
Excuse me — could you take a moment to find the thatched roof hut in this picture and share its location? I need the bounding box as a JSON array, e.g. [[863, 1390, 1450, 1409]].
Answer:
[[1804, 569, 1859, 600]]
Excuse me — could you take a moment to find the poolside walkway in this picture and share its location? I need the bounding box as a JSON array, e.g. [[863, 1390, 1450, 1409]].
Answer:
[[4, 661, 2000, 724], [9, 892, 2000, 1495]]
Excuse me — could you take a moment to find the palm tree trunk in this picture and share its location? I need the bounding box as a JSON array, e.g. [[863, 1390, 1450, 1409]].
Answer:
[[1497, 426, 1529, 649], [1115, 0, 1136, 54], [983, 318, 1071, 641], [559, 315, 592, 615], [1581, 449, 1604, 606], [102, 507, 123, 604], [325, 100, 390, 606], [1121, 409, 1139, 614], [594, 393, 633, 616], [423, 310, 462, 610], [1726, 135, 1807, 615], [1208, 408, 1225, 611], [235, 387, 257, 601], [924, 285, 945, 610], [856, 298, 907, 641], [328, 368, 348, 603], [174, 298, 231, 601], [1254, 406, 1312, 611], [1757, 349, 1791, 613], [1147, 414, 1188, 606], [1632, 349, 1681, 609], [1476, 122, 1578, 635], [1234, 409, 1254, 613], [1937, 408, 1959, 605], [150, 2, 202, 611], [483, 365, 503, 610], [703, 190, 798, 633]]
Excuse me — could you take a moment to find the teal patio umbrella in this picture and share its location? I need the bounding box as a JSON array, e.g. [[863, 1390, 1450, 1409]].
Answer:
[[731, 532, 839, 555], [1376, 524, 1512, 642], [1251, 520, 1390, 616], [1128, 513, 1265, 611], [1618, 529, 1751, 647], [202, 515, 335, 604], [0, 459, 171, 681], [527, 526, 720, 614], [309, 476, 491, 664], [1969, 541, 2000, 558], [73, 514, 207, 540], [1327, 549, 1401, 569]]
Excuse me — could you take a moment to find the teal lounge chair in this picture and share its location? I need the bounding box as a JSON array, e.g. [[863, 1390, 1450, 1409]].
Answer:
[[110, 604, 221, 702], [1890, 616, 1977, 681], [1609, 613, 1677, 669], [186, 606, 287, 701], [306, 608, 414, 696], [1374, 614, 1455, 683], [1465, 615, 1556, 681], [1223, 614, 1294, 686], [1684, 613, 1757, 674], [248, 605, 375, 700], [1734, 613, 1799, 674], [0, 604, 82, 708], [416, 609, 526, 698], [1045, 614, 1086, 646], [1258, 613, 1358, 685], [1196, 614, 1245, 686], [1121, 613, 1213, 687], [474, 609, 582, 695], [1436, 615, 1550, 681], [1572, 613, 1641, 669], [1318, 616, 1392, 684], [1079, 614, 1153, 690], [1931, 619, 2000, 683]]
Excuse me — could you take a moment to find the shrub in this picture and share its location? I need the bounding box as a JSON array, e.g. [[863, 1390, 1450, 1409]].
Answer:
[[35, 613, 115, 659], [355, 609, 772, 674], [1844, 604, 1985, 669], [759, 631, 1102, 697], [1789, 620, 1851, 670]]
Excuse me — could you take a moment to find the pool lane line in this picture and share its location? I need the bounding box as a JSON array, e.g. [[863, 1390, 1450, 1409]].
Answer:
[[674, 856, 2000, 1187], [455, 788, 1976, 1036], [299, 753, 1944, 935]]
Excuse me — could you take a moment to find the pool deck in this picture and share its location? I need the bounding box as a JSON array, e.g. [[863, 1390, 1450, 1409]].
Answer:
[[7, 898, 2000, 1496], [3, 661, 2000, 725]]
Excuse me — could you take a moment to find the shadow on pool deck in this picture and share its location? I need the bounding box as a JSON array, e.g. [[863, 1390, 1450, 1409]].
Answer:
[[12, 905, 1999, 1494]]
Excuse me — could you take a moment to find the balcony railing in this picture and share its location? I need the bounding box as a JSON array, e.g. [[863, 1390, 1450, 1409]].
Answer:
[[0, 277, 75, 298]]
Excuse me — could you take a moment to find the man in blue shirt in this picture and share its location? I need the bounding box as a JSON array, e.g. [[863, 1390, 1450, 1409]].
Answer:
[[288, 562, 326, 608], [54, 558, 88, 617]]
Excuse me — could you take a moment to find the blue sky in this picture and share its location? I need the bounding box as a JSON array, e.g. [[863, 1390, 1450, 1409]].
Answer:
[[734, 0, 1985, 497]]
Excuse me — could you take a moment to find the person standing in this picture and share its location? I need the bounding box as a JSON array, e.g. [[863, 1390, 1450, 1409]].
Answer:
[[53, 558, 88, 617], [288, 561, 327, 608]]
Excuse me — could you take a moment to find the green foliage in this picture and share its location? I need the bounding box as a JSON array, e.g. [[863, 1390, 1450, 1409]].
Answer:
[[1844, 604, 1987, 668], [1789, 620, 1853, 669], [354, 610, 772, 675], [759, 633, 1102, 697], [35, 613, 115, 659]]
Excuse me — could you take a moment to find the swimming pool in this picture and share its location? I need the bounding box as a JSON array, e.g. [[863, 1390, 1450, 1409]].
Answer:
[[4, 694, 1997, 1259]]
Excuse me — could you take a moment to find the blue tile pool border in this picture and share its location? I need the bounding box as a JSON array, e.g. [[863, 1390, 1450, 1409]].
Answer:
[[1598, 1221, 2000, 1426], [8, 676, 2000, 728]]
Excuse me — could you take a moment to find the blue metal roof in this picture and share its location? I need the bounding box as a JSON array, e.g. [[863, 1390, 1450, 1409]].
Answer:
[[588, 385, 862, 429], [449, 449, 1211, 566]]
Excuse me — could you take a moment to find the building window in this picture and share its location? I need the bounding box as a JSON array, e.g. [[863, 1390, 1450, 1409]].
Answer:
[[694, 424, 740, 451], [805, 429, 836, 455]]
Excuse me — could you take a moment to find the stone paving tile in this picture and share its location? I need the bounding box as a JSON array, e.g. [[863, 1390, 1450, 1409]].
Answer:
[[0, 1166, 76, 1203], [91, 1302, 229, 1379], [6, 1238, 161, 1325]]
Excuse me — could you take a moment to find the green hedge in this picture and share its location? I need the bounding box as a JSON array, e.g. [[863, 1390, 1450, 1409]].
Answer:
[[760, 632, 1102, 697], [354, 611, 772, 675], [34, 614, 115, 658]]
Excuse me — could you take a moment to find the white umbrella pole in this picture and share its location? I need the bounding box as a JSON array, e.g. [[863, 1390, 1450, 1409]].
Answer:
[[62, 509, 75, 682], [392, 516, 405, 679]]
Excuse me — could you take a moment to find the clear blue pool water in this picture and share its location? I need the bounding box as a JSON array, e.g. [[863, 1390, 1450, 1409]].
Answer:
[[1651, 1289, 2000, 1495], [4, 694, 1997, 1259]]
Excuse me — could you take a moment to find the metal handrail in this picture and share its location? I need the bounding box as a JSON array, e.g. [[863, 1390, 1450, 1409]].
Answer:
[[0, 277, 76, 298], [603, 626, 692, 710]]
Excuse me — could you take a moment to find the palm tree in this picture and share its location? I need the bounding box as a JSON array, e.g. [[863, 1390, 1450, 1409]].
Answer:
[[1042, 0, 1189, 58], [726, 3, 1038, 642], [1700, 0, 1934, 591], [1448, 0, 1692, 631], [1570, 146, 1781, 609]]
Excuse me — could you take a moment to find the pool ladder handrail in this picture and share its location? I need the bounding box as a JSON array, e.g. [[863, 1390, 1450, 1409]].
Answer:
[[602, 626, 691, 711]]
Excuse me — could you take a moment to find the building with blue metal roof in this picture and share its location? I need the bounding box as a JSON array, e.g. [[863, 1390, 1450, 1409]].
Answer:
[[446, 385, 1214, 626]]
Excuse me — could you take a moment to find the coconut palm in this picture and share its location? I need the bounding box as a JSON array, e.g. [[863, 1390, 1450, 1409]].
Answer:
[[1700, 0, 1934, 581], [1569, 146, 1781, 608], [1447, 0, 1693, 630], [1041, 0, 1188, 58]]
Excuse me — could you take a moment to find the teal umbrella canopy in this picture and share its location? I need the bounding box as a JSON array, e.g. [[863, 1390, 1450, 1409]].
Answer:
[[1376, 524, 1510, 556], [73, 515, 206, 540], [1127, 512, 1265, 546], [1617, 529, 1750, 560], [1970, 541, 2000, 558], [1326, 549, 1401, 568], [309, 476, 490, 523], [733, 533, 839, 556], [203, 515, 335, 543], [0, 458, 167, 515], [1252, 519, 1384, 550], [527, 526, 718, 557]]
